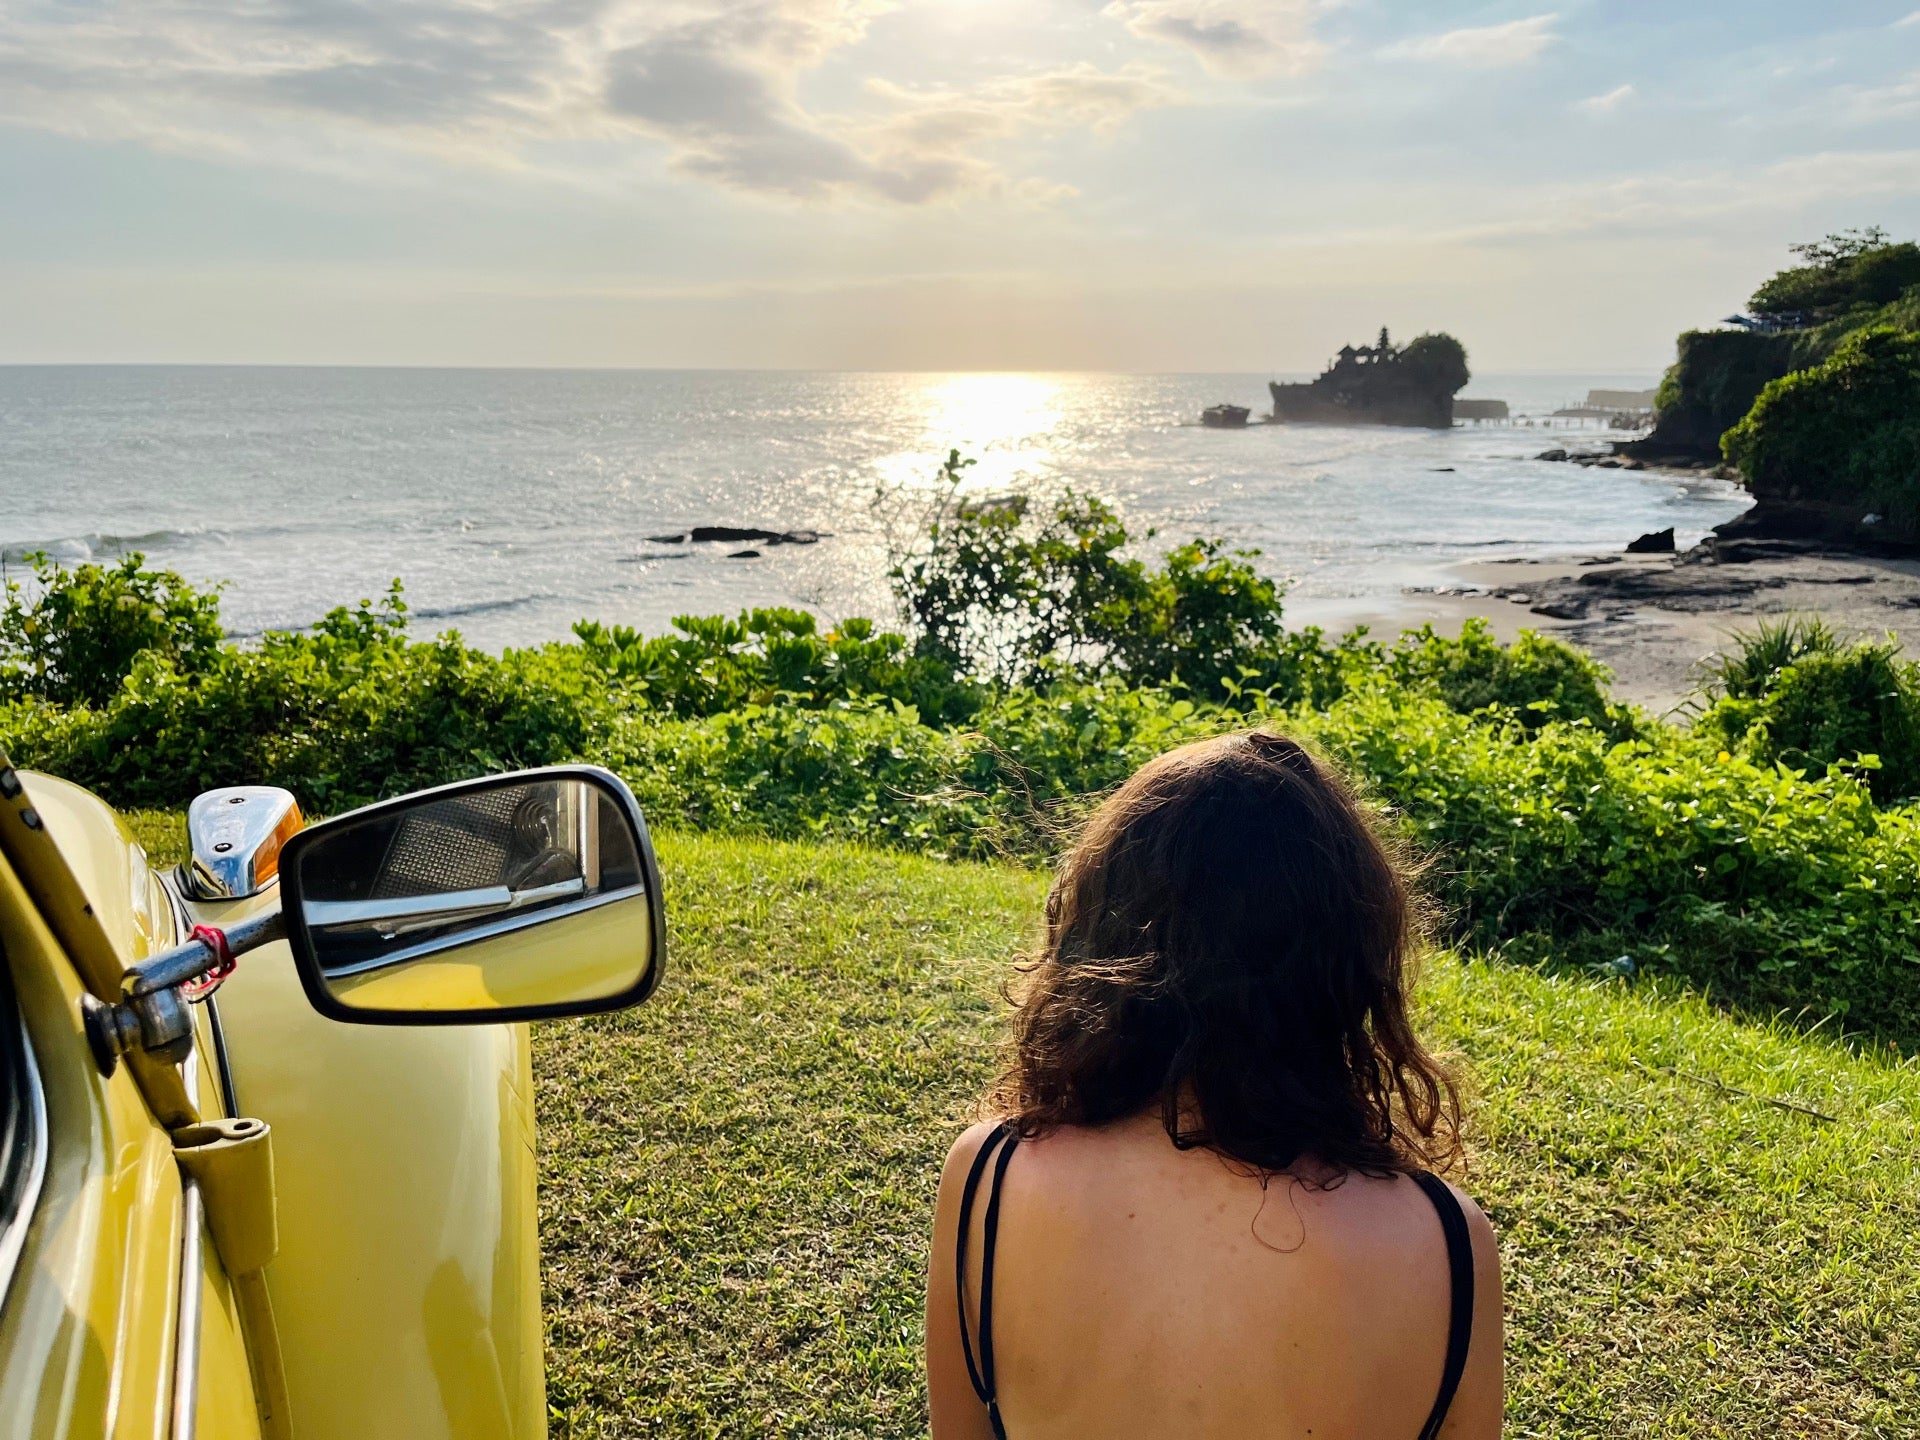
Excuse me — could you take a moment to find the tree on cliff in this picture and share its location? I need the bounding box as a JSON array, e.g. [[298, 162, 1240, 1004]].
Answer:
[[1750, 228, 1920, 323], [1397, 333, 1470, 395]]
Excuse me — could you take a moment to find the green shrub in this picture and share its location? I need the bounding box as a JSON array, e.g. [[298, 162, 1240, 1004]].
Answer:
[[1749, 229, 1920, 323], [1694, 622, 1920, 801], [0, 552, 225, 706], [1649, 329, 1814, 454], [1298, 684, 1920, 1039], [0, 599, 611, 810], [3, 539, 1920, 1047], [888, 451, 1286, 692], [1382, 618, 1619, 731], [1722, 326, 1920, 536], [574, 607, 982, 725], [1698, 615, 1841, 700], [1398, 332, 1471, 396]]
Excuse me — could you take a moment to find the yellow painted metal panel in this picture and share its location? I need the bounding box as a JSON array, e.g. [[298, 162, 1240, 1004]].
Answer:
[[0, 846, 182, 1440], [20, 772, 173, 966], [194, 1234, 265, 1438], [203, 891, 546, 1440]]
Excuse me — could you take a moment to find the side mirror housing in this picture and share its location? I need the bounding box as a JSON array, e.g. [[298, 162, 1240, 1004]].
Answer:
[[278, 766, 665, 1025]]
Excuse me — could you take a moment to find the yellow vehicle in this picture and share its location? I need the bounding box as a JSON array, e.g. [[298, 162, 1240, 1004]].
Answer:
[[0, 759, 666, 1439]]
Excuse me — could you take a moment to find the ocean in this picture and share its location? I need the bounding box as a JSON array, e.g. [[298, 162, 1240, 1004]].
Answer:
[[0, 366, 1749, 648]]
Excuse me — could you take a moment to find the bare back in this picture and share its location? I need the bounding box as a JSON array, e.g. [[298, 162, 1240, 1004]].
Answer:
[[927, 1114, 1503, 1440]]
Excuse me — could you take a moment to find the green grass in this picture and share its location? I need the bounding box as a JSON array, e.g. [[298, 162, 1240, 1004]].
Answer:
[[123, 812, 1920, 1434], [536, 832, 1920, 1438]]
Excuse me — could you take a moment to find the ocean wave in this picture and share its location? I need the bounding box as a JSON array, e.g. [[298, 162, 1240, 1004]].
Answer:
[[0, 526, 223, 564], [223, 592, 550, 640], [408, 595, 548, 622]]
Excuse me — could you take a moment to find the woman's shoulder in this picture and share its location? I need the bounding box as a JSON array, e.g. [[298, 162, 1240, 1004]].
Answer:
[[938, 1115, 1129, 1185]]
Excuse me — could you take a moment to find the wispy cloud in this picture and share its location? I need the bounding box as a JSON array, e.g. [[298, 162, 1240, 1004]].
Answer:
[[1896, 11, 1920, 26], [1577, 83, 1636, 115], [0, 0, 1170, 205], [1433, 149, 1920, 245], [1388, 13, 1558, 69], [1835, 70, 1920, 124], [1103, 0, 1330, 78]]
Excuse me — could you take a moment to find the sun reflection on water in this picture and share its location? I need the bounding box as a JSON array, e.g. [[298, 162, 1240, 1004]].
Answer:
[[872, 372, 1066, 495]]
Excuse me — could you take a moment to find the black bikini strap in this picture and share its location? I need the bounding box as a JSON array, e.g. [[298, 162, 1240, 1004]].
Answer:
[[1409, 1171, 1476, 1440], [955, 1124, 1019, 1438]]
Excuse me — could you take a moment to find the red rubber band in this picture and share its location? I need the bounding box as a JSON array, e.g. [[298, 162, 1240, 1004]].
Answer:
[[182, 923, 236, 1000]]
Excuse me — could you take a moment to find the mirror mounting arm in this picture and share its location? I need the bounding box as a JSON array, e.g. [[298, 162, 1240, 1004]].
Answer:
[[85, 906, 286, 1078]]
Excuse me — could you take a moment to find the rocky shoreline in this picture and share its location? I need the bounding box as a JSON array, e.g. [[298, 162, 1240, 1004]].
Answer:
[[1420, 535, 1920, 712]]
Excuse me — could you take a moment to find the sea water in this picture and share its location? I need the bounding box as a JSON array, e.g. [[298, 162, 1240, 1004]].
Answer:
[[0, 366, 1749, 647]]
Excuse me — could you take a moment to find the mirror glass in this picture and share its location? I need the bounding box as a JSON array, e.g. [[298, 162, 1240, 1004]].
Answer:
[[288, 774, 655, 1016]]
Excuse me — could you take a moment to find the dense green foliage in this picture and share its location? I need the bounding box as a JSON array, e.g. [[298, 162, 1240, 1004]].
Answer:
[[887, 449, 1291, 690], [522, 833, 1920, 1437], [1749, 228, 1920, 323], [0, 553, 226, 706], [1647, 329, 1813, 455], [1722, 326, 1920, 538], [2, 531, 1919, 1046], [1648, 230, 1920, 532], [1397, 331, 1471, 396]]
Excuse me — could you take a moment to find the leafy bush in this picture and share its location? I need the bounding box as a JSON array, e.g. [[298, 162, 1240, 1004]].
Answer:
[[1749, 229, 1920, 323], [0, 552, 225, 706], [1398, 332, 1471, 396], [1648, 329, 1813, 455], [5, 532, 1920, 1047], [888, 451, 1287, 693], [1300, 683, 1920, 1041], [1382, 618, 1620, 732], [2, 592, 612, 810], [574, 607, 982, 725], [1722, 326, 1920, 537], [1693, 620, 1920, 801]]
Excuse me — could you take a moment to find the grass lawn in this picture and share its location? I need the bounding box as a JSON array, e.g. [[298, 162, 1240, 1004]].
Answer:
[[536, 832, 1920, 1439]]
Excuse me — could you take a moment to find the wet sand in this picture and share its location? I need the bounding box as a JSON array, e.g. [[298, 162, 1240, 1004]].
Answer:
[[1329, 542, 1920, 715]]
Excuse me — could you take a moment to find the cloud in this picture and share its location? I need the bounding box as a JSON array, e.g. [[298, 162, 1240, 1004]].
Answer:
[[1388, 14, 1558, 69], [1577, 83, 1635, 114], [1837, 71, 1920, 124], [1430, 150, 1920, 246], [867, 65, 1182, 150], [0, 0, 1171, 205], [1897, 11, 1920, 26], [1103, 0, 1330, 78]]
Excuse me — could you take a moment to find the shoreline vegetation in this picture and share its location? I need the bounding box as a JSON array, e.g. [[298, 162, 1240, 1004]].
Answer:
[[3, 457, 1919, 1053]]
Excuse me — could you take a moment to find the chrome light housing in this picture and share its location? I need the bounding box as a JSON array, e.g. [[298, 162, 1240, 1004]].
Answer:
[[185, 787, 304, 900]]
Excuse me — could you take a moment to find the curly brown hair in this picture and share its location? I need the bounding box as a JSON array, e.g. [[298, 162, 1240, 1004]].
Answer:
[[989, 730, 1460, 1178]]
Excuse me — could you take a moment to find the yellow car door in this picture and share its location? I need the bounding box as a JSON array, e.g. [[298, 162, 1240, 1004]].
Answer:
[[0, 760, 666, 1440], [0, 767, 265, 1439]]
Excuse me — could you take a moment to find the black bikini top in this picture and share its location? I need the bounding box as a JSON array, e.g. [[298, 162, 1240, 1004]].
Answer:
[[955, 1126, 1476, 1440]]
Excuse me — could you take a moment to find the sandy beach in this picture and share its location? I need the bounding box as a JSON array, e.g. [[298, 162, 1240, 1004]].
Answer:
[[1331, 538, 1920, 714]]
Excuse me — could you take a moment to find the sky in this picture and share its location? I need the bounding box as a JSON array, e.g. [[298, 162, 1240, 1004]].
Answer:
[[2, 1, 1919, 372]]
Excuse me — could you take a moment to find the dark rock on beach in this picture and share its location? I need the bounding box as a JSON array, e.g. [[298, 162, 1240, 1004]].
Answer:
[[1626, 528, 1676, 554], [727, 549, 762, 559]]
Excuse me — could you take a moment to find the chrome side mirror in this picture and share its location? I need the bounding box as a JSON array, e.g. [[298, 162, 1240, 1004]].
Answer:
[[185, 787, 304, 900], [277, 766, 665, 1025]]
